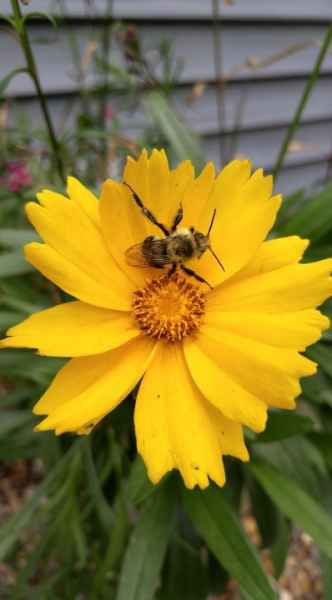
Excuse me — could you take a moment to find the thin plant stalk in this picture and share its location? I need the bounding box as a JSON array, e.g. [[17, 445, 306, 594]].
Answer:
[[212, 0, 227, 166], [11, 0, 65, 182], [273, 24, 332, 181], [98, 0, 113, 179]]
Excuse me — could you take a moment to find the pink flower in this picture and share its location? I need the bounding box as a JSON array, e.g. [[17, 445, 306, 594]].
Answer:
[[4, 161, 32, 193], [104, 104, 114, 122]]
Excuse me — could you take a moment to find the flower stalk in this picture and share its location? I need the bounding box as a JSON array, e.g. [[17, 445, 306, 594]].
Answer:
[[10, 0, 66, 182], [273, 23, 332, 181]]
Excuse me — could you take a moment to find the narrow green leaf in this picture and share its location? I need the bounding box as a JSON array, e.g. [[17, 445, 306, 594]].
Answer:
[[127, 455, 159, 505], [84, 439, 114, 529], [0, 228, 38, 247], [270, 514, 291, 578], [0, 311, 25, 331], [321, 553, 332, 599], [254, 437, 327, 499], [307, 342, 332, 379], [22, 12, 57, 27], [309, 432, 332, 470], [256, 411, 313, 443], [144, 90, 205, 170], [249, 478, 279, 547], [182, 485, 277, 600], [0, 67, 28, 99], [302, 368, 332, 406], [0, 441, 82, 561], [250, 461, 332, 560], [116, 482, 175, 600], [0, 252, 33, 277], [278, 184, 332, 242], [0, 410, 34, 437]]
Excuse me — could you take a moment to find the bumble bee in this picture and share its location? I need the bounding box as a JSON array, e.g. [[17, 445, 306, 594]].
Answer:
[[124, 182, 224, 288]]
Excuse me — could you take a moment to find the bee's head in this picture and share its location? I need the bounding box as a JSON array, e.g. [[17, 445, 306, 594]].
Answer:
[[190, 228, 209, 257], [191, 212, 225, 273]]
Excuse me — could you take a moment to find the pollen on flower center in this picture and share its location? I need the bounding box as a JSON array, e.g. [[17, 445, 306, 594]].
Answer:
[[132, 271, 206, 342]]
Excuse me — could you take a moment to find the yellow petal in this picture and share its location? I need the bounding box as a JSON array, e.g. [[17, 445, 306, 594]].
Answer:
[[183, 337, 267, 432], [66, 176, 100, 226], [25, 243, 131, 311], [135, 342, 244, 489], [100, 179, 151, 287], [204, 401, 249, 462], [179, 162, 215, 232], [34, 337, 156, 432], [2, 301, 139, 356], [205, 309, 330, 351], [230, 236, 309, 283], [190, 164, 281, 286], [27, 192, 131, 296], [123, 148, 188, 230], [197, 329, 317, 409], [208, 258, 332, 313]]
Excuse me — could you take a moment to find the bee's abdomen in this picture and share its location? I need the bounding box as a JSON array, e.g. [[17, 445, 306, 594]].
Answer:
[[142, 236, 169, 268]]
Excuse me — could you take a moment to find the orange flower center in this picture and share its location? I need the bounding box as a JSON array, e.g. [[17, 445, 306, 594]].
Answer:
[[132, 271, 206, 342]]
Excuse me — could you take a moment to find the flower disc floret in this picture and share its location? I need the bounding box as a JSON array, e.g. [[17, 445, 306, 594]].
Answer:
[[132, 271, 206, 342]]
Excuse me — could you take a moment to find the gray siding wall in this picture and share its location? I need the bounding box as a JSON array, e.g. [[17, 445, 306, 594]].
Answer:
[[1, 0, 332, 194]]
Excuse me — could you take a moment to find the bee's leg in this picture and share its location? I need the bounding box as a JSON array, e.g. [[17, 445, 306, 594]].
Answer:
[[167, 263, 177, 278], [181, 265, 213, 290], [171, 203, 183, 232], [123, 182, 169, 237]]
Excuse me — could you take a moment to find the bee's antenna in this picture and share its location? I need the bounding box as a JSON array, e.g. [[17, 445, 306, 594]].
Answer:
[[206, 209, 225, 272], [207, 208, 217, 237], [208, 246, 225, 272]]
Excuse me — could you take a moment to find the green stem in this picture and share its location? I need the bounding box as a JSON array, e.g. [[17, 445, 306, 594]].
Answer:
[[11, 0, 66, 182], [273, 24, 332, 181], [98, 0, 113, 179], [212, 0, 226, 166]]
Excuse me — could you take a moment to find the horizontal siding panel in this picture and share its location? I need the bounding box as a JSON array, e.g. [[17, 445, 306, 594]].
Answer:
[[176, 79, 332, 134], [274, 162, 329, 195], [2, 0, 332, 21], [9, 78, 332, 136], [201, 121, 332, 171], [2, 24, 332, 97]]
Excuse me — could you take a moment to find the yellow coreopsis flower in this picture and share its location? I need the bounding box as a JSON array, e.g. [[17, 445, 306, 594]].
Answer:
[[2, 149, 332, 489]]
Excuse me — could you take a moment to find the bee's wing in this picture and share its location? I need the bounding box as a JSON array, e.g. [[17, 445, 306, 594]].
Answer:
[[125, 243, 151, 268]]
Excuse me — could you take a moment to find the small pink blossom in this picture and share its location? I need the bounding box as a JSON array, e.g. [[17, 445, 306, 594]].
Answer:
[[104, 104, 114, 122], [2, 161, 32, 193]]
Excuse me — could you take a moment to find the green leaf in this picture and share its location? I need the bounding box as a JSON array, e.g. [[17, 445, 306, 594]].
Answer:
[[0, 441, 82, 561], [321, 553, 332, 599], [307, 342, 332, 379], [157, 539, 210, 600], [250, 461, 332, 560], [144, 91, 205, 170], [127, 455, 159, 505], [249, 478, 279, 547], [182, 485, 277, 600], [254, 437, 327, 499], [256, 411, 313, 443], [0, 311, 24, 331], [22, 12, 57, 27], [0, 228, 38, 247], [116, 482, 175, 600], [0, 252, 33, 277], [270, 513, 291, 578], [309, 432, 332, 470], [302, 368, 332, 406], [0, 410, 34, 437], [0, 67, 28, 99], [278, 185, 332, 242]]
